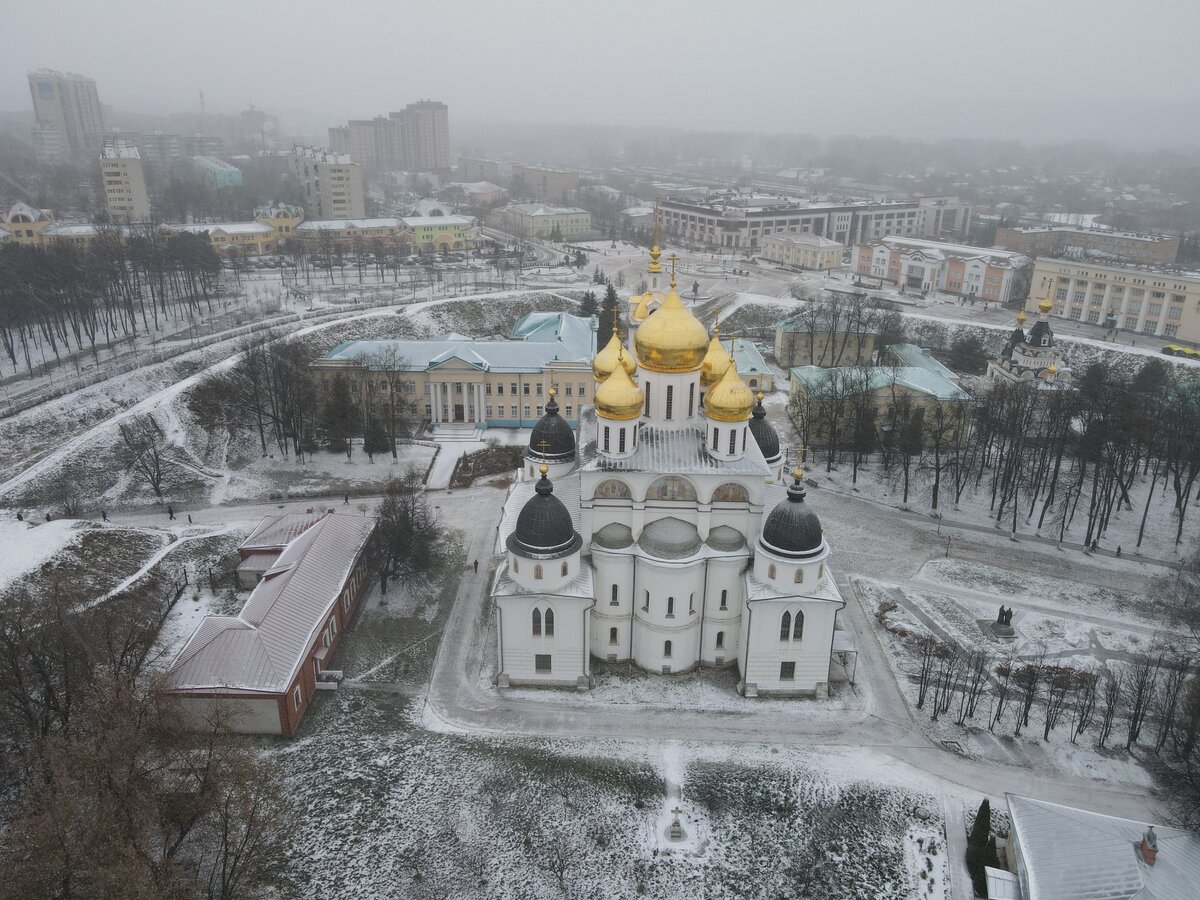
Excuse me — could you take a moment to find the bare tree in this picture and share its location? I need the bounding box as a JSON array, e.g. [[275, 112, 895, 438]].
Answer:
[[1126, 653, 1160, 750], [118, 413, 173, 497], [1097, 670, 1123, 750]]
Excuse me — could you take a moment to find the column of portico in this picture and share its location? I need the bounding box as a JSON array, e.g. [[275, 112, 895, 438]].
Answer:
[[1135, 294, 1149, 333], [476, 384, 485, 426], [431, 382, 440, 423], [1076, 280, 1089, 323]]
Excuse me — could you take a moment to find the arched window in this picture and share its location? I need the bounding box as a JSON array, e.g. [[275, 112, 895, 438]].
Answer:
[[610, 584, 619, 606], [712, 426, 719, 448], [712, 483, 749, 502], [619, 427, 627, 453], [512, 558, 519, 573], [728, 430, 736, 454], [666, 596, 675, 616], [716, 631, 725, 648], [609, 627, 618, 645], [720, 589, 728, 610], [768, 564, 777, 580], [644, 381, 651, 416], [561, 561, 569, 577], [749, 379, 758, 388], [689, 593, 694, 613], [532, 608, 542, 636], [779, 610, 791, 640], [664, 640, 672, 657], [603, 425, 610, 452], [742, 429, 747, 452], [688, 383, 695, 417], [793, 610, 804, 640], [794, 569, 804, 583], [534, 564, 543, 580], [665, 385, 674, 420], [545, 609, 555, 637]]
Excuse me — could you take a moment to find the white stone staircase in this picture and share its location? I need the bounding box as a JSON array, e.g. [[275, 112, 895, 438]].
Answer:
[[432, 424, 484, 442]]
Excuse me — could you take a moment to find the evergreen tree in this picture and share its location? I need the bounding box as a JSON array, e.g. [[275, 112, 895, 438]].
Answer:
[[363, 418, 391, 460], [321, 375, 360, 458], [579, 290, 598, 318], [946, 336, 989, 375], [599, 283, 620, 343], [968, 798, 991, 847]]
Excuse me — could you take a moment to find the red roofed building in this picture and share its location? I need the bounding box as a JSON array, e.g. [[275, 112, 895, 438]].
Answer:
[[166, 510, 377, 736]]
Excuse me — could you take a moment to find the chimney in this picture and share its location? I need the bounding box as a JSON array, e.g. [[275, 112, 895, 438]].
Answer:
[[1139, 827, 1158, 866]]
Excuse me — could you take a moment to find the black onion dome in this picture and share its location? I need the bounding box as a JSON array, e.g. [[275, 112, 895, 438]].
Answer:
[[507, 472, 582, 560], [526, 393, 576, 462], [759, 472, 824, 560], [1028, 320, 1054, 348], [748, 395, 780, 462], [1008, 326, 1026, 345]]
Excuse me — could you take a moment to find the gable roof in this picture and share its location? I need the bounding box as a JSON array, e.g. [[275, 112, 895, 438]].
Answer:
[[168, 512, 376, 694], [1008, 793, 1200, 900], [789, 364, 969, 401]]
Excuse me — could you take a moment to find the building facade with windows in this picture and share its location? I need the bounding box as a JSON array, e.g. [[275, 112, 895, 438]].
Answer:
[[28, 69, 105, 164], [402, 215, 479, 252], [328, 101, 450, 171], [491, 250, 849, 696], [190, 155, 244, 188], [759, 231, 843, 270], [510, 165, 581, 203], [1027, 257, 1200, 343], [312, 312, 597, 429], [852, 236, 1027, 302], [995, 226, 1179, 266], [488, 203, 591, 239], [100, 140, 151, 222], [289, 146, 365, 220]]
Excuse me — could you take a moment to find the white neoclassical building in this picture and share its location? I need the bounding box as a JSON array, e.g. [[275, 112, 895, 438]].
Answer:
[[492, 255, 848, 697]]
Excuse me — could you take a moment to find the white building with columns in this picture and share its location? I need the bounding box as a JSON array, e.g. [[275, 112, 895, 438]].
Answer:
[[493, 264, 848, 696]]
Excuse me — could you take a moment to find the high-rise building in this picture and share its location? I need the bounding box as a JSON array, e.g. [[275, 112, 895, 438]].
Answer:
[[100, 140, 151, 222], [289, 147, 365, 220], [327, 100, 450, 171], [28, 69, 106, 164]]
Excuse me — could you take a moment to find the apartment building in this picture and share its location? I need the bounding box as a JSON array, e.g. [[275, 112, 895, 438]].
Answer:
[[511, 165, 581, 203], [458, 157, 514, 183], [488, 203, 591, 239], [657, 195, 947, 250], [995, 225, 1179, 265], [759, 232, 843, 270], [1028, 257, 1200, 343], [852, 236, 1027, 303], [190, 155, 243, 188], [328, 101, 450, 171], [100, 141, 151, 222], [289, 146, 365, 220], [28, 69, 105, 164]]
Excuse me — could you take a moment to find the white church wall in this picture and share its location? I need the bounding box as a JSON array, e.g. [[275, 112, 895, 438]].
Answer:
[[740, 598, 841, 696], [496, 592, 592, 687], [639, 369, 701, 427]]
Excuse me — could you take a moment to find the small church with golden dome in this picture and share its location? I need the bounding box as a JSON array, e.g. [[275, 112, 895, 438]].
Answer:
[[986, 290, 1073, 389], [492, 241, 848, 698]]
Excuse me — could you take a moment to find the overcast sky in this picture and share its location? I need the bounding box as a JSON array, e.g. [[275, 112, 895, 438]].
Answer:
[[4, 0, 1199, 147]]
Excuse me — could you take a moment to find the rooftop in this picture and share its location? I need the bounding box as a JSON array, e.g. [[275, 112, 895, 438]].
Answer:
[[317, 311, 595, 374], [168, 512, 376, 694], [865, 235, 1026, 266], [732, 339, 772, 377], [163, 222, 273, 236], [402, 215, 476, 228], [295, 217, 402, 231], [503, 203, 589, 217], [789, 364, 969, 401], [885, 342, 959, 382], [763, 231, 842, 248], [578, 417, 773, 478], [1008, 793, 1200, 900]]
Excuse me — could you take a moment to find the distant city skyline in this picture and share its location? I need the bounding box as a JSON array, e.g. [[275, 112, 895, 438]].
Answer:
[[3, 0, 1200, 149]]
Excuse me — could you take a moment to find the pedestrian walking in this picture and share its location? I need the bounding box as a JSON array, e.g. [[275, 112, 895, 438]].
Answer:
[[16, 511, 22, 521], [1116, 545, 1122, 557], [187, 514, 192, 524], [101, 510, 107, 521], [168, 505, 175, 520], [344, 494, 350, 505], [473, 559, 479, 573]]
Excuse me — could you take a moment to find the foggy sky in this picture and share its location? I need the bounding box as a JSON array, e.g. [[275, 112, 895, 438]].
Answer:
[[4, 0, 1200, 148]]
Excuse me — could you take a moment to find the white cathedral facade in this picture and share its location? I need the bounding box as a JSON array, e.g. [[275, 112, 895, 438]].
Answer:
[[492, 246, 847, 697]]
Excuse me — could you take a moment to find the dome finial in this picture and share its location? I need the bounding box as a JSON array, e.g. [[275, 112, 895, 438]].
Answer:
[[548, 386, 556, 399], [647, 197, 663, 273], [539, 462, 549, 476]]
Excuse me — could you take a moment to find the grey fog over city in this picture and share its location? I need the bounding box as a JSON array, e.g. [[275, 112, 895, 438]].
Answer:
[[2, 2, 1200, 898]]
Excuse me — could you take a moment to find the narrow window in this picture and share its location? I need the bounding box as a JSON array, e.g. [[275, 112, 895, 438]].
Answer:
[[535, 654, 552, 673], [768, 564, 777, 580], [742, 429, 747, 452], [534, 564, 543, 580], [609, 627, 618, 645], [664, 640, 673, 657], [532, 608, 542, 636], [603, 426, 610, 452], [644, 381, 651, 415], [619, 427, 626, 452], [643, 591, 649, 612], [720, 589, 728, 610], [512, 558, 519, 574], [780, 661, 796, 680], [794, 569, 804, 583], [689, 593, 695, 613], [712, 426, 718, 448], [545, 609, 555, 637], [819, 563, 824, 579], [293, 685, 302, 710], [561, 561, 568, 577], [688, 383, 695, 417], [611, 584, 619, 606], [780, 610, 791, 640], [793, 611, 804, 640], [728, 430, 736, 454], [716, 631, 725, 649], [665, 385, 674, 419], [666, 596, 675, 617]]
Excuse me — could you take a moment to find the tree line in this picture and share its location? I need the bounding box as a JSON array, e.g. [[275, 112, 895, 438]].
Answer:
[[0, 230, 223, 374], [794, 354, 1200, 548]]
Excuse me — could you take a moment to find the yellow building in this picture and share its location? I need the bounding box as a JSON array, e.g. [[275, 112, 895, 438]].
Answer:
[[293, 217, 407, 246], [488, 203, 591, 240], [254, 204, 305, 240], [402, 215, 479, 253], [760, 232, 843, 270], [0, 202, 56, 245], [161, 222, 278, 256]]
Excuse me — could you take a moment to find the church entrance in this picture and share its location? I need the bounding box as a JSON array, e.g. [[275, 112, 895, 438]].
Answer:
[[454, 404, 465, 422]]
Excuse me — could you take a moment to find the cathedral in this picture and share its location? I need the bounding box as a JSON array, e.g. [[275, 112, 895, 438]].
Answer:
[[987, 291, 1072, 389], [491, 242, 848, 698]]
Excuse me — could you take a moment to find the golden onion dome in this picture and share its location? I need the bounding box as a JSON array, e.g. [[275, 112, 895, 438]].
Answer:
[[632, 293, 651, 323], [594, 357, 643, 421], [701, 327, 732, 387], [1045, 363, 1059, 376], [1016, 309, 1027, 325], [1038, 294, 1053, 314], [705, 360, 754, 423], [593, 331, 637, 382], [634, 284, 709, 373], [648, 243, 662, 274]]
